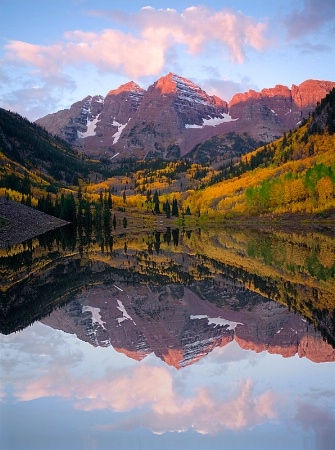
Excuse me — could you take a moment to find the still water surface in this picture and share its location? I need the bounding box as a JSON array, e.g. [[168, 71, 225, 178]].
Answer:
[[1, 226, 334, 449]]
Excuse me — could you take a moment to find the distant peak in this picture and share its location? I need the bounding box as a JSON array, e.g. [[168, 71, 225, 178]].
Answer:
[[155, 72, 201, 94], [155, 73, 178, 93], [107, 81, 144, 96]]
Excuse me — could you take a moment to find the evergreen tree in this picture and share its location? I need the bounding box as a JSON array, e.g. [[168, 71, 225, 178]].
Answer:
[[94, 201, 102, 232], [103, 204, 111, 233], [66, 194, 77, 225], [77, 186, 82, 201], [153, 191, 160, 214], [83, 201, 92, 236], [54, 196, 60, 217], [172, 198, 179, 217], [165, 200, 171, 218], [107, 190, 113, 208]]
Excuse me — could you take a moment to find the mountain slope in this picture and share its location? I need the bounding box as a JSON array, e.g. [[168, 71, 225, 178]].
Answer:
[[113, 72, 230, 159], [35, 75, 335, 161], [183, 88, 335, 218], [0, 107, 114, 199], [36, 82, 145, 158]]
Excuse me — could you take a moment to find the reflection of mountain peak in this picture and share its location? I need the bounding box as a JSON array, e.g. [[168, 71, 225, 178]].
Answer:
[[2, 226, 334, 360], [41, 282, 335, 367]]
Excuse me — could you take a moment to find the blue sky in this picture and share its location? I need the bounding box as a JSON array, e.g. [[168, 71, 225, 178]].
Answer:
[[0, 0, 334, 120]]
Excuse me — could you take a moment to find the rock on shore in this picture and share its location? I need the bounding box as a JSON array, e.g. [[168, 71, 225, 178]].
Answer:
[[0, 197, 69, 249]]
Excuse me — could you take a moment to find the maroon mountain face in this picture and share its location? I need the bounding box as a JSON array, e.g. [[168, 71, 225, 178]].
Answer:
[[36, 81, 145, 156], [228, 79, 335, 142], [113, 73, 229, 159], [41, 283, 335, 369], [36, 75, 335, 160], [82, 81, 145, 155]]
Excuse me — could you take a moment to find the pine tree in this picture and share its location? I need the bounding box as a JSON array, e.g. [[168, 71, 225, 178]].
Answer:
[[107, 190, 113, 208], [172, 198, 179, 217], [103, 204, 111, 232], [83, 201, 92, 236], [153, 191, 160, 214], [165, 200, 171, 218]]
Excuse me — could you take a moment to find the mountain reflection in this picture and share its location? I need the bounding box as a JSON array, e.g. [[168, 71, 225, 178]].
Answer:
[[1, 225, 334, 366]]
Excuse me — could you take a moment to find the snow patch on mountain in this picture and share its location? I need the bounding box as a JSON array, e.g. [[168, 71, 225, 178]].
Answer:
[[82, 305, 106, 329], [172, 74, 209, 106], [129, 90, 144, 107], [112, 118, 130, 144], [116, 300, 136, 326], [180, 336, 218, 367], [185, 113, 238, 129], [190, 314, 243, 330], [78, 114, 100, 138]]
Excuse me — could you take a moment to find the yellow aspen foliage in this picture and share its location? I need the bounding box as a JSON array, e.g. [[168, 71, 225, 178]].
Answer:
[[290, 178, 308, 203], [316, 176, 334, 204]]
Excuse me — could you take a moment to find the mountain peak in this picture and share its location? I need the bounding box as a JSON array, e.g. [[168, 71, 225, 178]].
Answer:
[[107, 81, 144, 96], [155, 72, 205, 94], [155, 72, 179, 94]]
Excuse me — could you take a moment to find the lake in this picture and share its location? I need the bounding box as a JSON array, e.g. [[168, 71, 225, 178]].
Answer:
[[1, 225, 334, 450]]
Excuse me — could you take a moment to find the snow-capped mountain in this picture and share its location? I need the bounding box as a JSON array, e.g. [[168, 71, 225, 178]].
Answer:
[[36, 81, 145, 156], [41, 282, 335, 368], [36, 74, 335, 160], [35, 94, 105, 144]]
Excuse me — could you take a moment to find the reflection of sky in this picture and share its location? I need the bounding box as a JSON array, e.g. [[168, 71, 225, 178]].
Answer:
[[1, 323, 334, 450]]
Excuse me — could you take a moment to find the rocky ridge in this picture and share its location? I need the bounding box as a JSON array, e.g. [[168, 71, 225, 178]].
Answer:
[[41, 282, 335, 368], [36, 75, 335, 159]]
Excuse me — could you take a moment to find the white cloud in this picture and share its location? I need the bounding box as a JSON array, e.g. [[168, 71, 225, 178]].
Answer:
[[4, 6, 269, 79]]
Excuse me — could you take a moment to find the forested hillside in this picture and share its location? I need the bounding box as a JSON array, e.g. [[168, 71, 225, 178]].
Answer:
[[183, 89, 335, 219], [0, 108, 115, 204]]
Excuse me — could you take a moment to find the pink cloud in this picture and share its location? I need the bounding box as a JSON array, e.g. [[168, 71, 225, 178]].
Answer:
[[97, 377, 279, 435], [13, 360, 278, 435], [4, 6, 269, 78]]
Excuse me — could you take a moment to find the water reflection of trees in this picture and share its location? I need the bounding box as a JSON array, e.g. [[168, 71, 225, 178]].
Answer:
[[0, 225, 334, 345]]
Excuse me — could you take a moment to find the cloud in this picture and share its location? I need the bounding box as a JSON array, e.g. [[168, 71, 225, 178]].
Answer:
[[11, 353, 278, 436], [2, 327, 277, 436], [294, 400, 335, 450], [295, 42, 331, 54], [97, 377, 278, 435], [0, 74, 76, 120], [4, 6, 269, 79], [283, 0, 335, 40], [200, 75, 258, 102]]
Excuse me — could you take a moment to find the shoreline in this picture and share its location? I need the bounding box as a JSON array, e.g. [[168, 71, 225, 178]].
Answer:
[[0, 198, 69, 249]]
